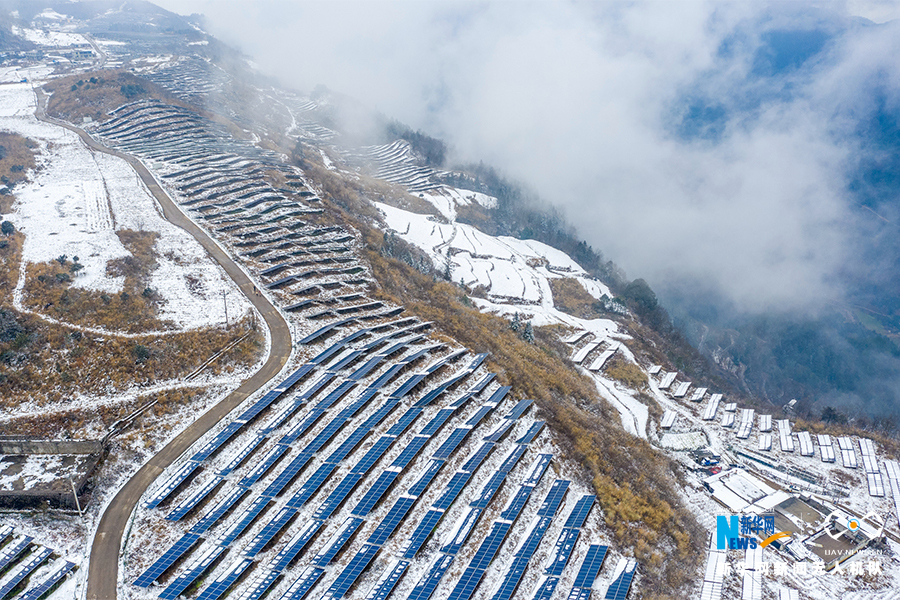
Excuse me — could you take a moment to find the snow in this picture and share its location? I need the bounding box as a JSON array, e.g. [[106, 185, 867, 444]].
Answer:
[[11, 26, 85, 47], [0, 83, 252, 330]]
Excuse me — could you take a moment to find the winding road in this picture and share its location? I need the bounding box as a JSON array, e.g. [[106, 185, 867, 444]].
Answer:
[[32, 90, 293, 600]]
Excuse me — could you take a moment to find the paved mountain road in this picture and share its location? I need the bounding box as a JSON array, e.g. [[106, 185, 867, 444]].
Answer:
[[33, 90, 293, 600]]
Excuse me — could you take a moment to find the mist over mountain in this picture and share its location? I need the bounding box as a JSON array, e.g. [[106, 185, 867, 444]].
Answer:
[[154, 0, 900, 422]]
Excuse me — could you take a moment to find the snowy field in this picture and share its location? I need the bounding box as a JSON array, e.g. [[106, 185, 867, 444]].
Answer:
[[0, 83, 252, 330], [10, 26, 85, 47]]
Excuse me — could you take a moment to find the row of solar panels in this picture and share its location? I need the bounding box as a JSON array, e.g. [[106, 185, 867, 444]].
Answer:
[[0, 526, 75, 600]]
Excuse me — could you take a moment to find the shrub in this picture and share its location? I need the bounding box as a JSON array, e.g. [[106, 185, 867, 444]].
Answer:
[[1, 221, 13, 236]]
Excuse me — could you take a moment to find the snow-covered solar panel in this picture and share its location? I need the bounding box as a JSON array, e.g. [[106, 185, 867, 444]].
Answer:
[[818, 435, 836, 463], [195, 557, 253, 600], [0, 536, 32, 572], [408, 554, 454, 600], [158, 543, 226, 600], [722, 413, 735, 428], [166, 475, 224, 521], [0, 547, 52, 599], [673, 381, 691, 398], [565, 330, 590, 344], [867, 472, 886, 497], [604, 558, 637, 600], [279, 566, 324, 600], [243, 506, 298, 557], [862, 453, 881, 475], [840, 448, 858, 469], [741, 569, 762, 600], [777, 420, 794, 453], [589, 348, 617, 371], [758, 434, 772, 451], [313, 517, 364, 565], [19, 560, 76, 600], [661, 410, 677, 429], [724, 402, 737, 412], [364, 559, 409, 600], [797, 431, 814, 456], [758, 414, 772, 432], [737, 409, 755, 439], [859, 438, 877, 457], [145, 461, 200, 509], [647, 365, 662, 375], [744, 541, 763, 571], [836, 436, 854, 451], [690, 387, 708, 402], [700, 538, 727, 600], [572, 341, 600, 364], [702, 396, 721, 421], [658, 372, 677, 389], [778, 591, 800, 600]]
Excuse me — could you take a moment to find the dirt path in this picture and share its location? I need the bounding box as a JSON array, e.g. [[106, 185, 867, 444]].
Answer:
[[32, 90, 293, 600]]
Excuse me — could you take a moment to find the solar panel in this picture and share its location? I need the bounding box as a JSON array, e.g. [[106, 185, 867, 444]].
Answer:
[[218, 496, 272, 546], [545, 528, 581, 576], [191, 421, 244, 463], [261, 451, 315, 498], [368, 496, 417, 546], [269, 519, 322, 573], [537, 480, 570, 517], [166, 475, 225, 521], [531, 576, 561, 600], [313, 472, 365, 520], [158, 543, 226, 600], [297, 373, 336, 404], [277, 410, 324, 447], [286, 463, 338, 508], [133, 532, 202, 586], [433, 472, 471, 510], [516, 421, 546, 445], [407, 554, 455, 600], [146, 461, 200, 509], [234, 567, 279, 600], [470, 471, 507, 510], [433, 428, 471, 460], [313, 517, 364, 567], [403, 509, 445, 558], [484, 420, 514, 442], [564, 495, 596, 528], [357, 398, 401, 432], [573, 544, 608, 588], [387, 408, 423, 436], [320, 543, 380, 599], [524, 454, 553, 487], [276, 362, 317, 391], [195, 557, 253, 600], [393, 373, 429, 399], [242, 506, 298, 557], [298, 323, 338, 345], [491, 514, 558, 600], [0, 525, 12, 544], [407, 460, 444, 498], [441, 507, 483, 555], [0, 546, 52, 598], [355, 435, 397, 474], [466, 405, 493, 427], [498, 445, 529, 474], [604, 558, 637, 600], [463, 442, 495, 472], [504, 398, 533, 421], [19, 560, 76, 600], [317, 380, 358, 410], [352, 470, 400, 516], [419, 409, 456, 437], [279, 566, 324, 600], [219, 434, 267, 476], [0, 536, 32, 571], [364, 559, 409, 600], [238, 444, 289, 487], [415, 382, 453, 408]]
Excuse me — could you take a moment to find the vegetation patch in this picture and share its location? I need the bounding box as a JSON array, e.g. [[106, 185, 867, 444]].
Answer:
[[0, 132, 39, 214], [43, 71, 174, 123], [549, 277, 606, 319], [605, 355, 649, 390], [22, 229, 172, 334]]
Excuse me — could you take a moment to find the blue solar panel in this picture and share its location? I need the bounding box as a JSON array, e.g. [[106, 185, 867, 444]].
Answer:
[[191, 421, 243, 462], [368, 496, 416, 546], [242, 506, 298, 557], [440, 507, 482, 555], [298, 373, 335, 403], [524, 454, 553, 487], [278, 410, 325, 446], [305, 421, 344, 454], [279, 566, 324, 600], [359, 397, 401, 430], [286, 463, 337, 508], [537, 480, 570, 517], [133, 532, 201, 586], [237, 390, 282, 423], [352, 470, 399, 516], [326, 428, 370, 465], [516, 421, 546, 445], [407, 554, 455, 600], [166, 476, 224, 521], [235, 567, 279, 600], [462, 442, 495, 472], [468, 372, 496, 394], [486, 385, 512, 406], [218, 496, 271, 546], [0, 536, 32, 571], [146, 461, 200, 509], [604, 560, 637, 600], [564, 495, 596, 528], [298, 323, 337, 345], [433, 428, 469, 460], [433, 472, 470, 510], [387, 408, 423, 436], [500, 486, 534, 521], [446, 564, 485, 600], [567, 587, 592, 600], [545, 528, 581, 576], [469, 472, 506, 510], [391, 435, 431, 469], [353, 435, 396, 474], [261, 450, 314, 498], [368, 363, 406, 390], [189, 488, 248, 534], [573, 545, 608, 588], [238, 444, 289, 487], [414, 382, 452, 408], [483, 420, 514, 442], [392, 373, 427, 399], [195, 557, 253, 600], [158, 544, 226, 600], [314, 517, 363, 566], [531, 576, 561, 600], [336, 387, 381, 421], [348, 356, 388, 381], [317, 380, 358, 410], [311, 331, 367, 363], [264, 399, 306, 433], [449, 392, 475, 410], [19, 560, 76, 600], [313, 472, 364, 520], [493, 515, 553, 600], [465, 405, 493, 427], [406, 459, 444, 498], [504, 398, 533, 421], [0, 547, 52, 598], [498, 445, 528, 473], [276, 362, 316, 391], [468, 521, 512, 572], [418, 409, 455, 437], [403, 509, 444, 559], [321, 543, 379, 599], [269, 520, 322, 573], [330, 349, 367, 374], [219, 434, 267, 476], [364, 560, 408, 600]]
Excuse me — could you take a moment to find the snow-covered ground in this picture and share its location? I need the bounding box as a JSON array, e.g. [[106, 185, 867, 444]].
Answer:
[[0, 83, 252, 330], [10, 26, 86, 47]]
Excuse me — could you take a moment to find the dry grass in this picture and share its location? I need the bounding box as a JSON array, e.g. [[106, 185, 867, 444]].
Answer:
[[549, 277, 605, 319], [0, 132, 39, 213], [605, 356, 649, 390], [43, 71, 176, 123]]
